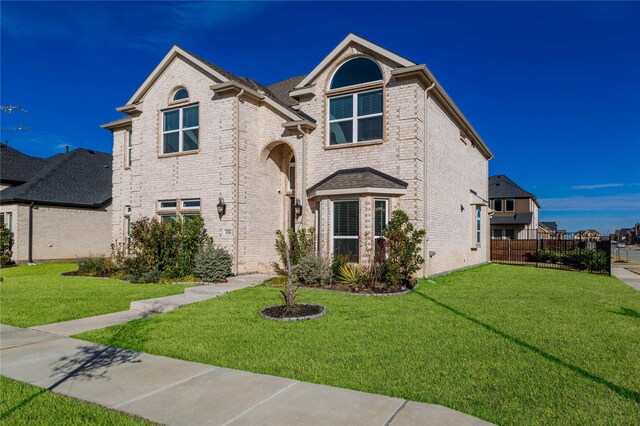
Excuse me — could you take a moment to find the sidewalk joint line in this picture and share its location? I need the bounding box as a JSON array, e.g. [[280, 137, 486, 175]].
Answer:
[[113, 367, 217, 408], [0, 335, 64, 351], [221, 381, 299, 426], [384, 399, 409, 426]]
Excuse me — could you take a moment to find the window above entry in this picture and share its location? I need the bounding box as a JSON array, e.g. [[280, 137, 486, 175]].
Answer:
[[163, 105, 199, 154]]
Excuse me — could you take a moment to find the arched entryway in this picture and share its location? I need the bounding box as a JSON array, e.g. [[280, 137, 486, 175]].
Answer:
[[259, 141, 298, 233]]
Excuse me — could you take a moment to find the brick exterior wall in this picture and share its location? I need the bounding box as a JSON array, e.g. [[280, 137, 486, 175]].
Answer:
[[5, 202, 111, 263], [110, 42, 491, 276]]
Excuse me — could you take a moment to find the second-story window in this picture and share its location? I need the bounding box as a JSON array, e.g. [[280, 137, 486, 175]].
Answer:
[[163, 105, 199, 154], [328, 57, 383, 146]]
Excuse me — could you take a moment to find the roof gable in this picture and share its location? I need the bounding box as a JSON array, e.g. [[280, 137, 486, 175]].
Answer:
[[294, 33, 415, 90], [127, 45, 230, 105], [0, 144, 47, 184], [489, 175, 539, 206]]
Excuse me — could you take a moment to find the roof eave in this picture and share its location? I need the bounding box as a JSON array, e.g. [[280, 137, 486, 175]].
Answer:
[[100, 117, 133, 131]]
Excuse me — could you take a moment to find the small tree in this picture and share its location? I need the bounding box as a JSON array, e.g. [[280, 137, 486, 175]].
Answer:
[[272, 227, 315, 276], [382, 210, 426, 287], [280, 232, 297, 309]]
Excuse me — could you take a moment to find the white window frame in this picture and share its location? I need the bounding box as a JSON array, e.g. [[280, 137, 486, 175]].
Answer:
[[475, 206, 482, 248], [126, 129, 133, 168], [328, 88, 383, 146], [374, 198, 388, 239], [504, 198, 515, 212], [0, 212, 11, 232], [181, 199, 201, 210], [158, 200, 177, 210], [162, 104, 199, 154], [331, 199, 360, 260]]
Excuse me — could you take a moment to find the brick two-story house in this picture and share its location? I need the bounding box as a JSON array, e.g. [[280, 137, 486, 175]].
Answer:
[[102, 34, 493, 276]]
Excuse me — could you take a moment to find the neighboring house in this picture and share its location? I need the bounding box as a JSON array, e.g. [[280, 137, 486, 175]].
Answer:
[[0, 144, 112, 263], [615, 227, 638, 244], [538, 221, 567, 240], [574, 230, 602, 242], [488, 175, 539, 240], [101, 33, 493, 277]]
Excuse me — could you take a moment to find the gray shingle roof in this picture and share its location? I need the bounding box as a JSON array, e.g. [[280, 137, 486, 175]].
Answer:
[[490, 212, 534, 225], [540, 221, 558, 231], [0, 144, 48, 184], [489, 175, 539, 207], [0, 148, 112, 208], [267, 76, 305, 107], [307, 167, 407, 194]]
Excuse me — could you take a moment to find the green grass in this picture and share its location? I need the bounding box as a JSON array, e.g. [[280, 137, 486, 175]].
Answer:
[[0, 263, 190, 327], [0, 376, 154, 425], [78, 264, 640, 425]]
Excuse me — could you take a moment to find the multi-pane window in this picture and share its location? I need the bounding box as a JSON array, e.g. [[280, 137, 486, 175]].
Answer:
[[158, 199, 200, 223], [126, 130, 132, 167], [333, 200, 359, 261], [160, 214, 177, 223], [475, 206, 482, 247], [329, 89, 383, 145], [0, 212, 11, 231], [374, 199, 388, 238], [159, 200, 177, 209], [163, 105, 199, 154], [492, 198, 514, 212], [181, 199, 201, 209], [492, 229, 515, 240]]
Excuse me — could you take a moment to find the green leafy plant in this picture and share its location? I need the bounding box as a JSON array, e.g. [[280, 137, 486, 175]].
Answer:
[[330, 253, 351, 282], [272, 227, 316, 276], [0, 223, 13, 266], [293, 254, 331, 285], [77, 255, 114, 277], [129, 269, 161, 284], [336, 263, 366, 286], [193, 237, 232, 282], [382, 209, 426, 287]]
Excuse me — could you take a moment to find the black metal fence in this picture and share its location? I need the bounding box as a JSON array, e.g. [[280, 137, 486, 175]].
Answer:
[[490, 230, 611, 275]]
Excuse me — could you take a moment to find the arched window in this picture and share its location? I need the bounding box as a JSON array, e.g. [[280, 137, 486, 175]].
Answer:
[[328, 58, 383, 145], [173, 87, 189, 101], [330, 57, 382, 89], [288, 156, 296, 191]]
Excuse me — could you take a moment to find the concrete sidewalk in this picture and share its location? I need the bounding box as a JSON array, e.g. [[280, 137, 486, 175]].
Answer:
[[30, 274, 270, 336], [612, 265, 640, 291], [0, 325, 492, 426]]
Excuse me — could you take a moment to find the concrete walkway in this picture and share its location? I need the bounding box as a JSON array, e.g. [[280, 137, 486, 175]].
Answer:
[[30, 274, 270, 336], [612, 265, 640, 291], [0, 325, 492, 426]]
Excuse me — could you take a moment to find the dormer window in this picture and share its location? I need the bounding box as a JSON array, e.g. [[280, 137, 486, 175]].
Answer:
[[172, 87, 189, 102], [328, 58, 383, 146]]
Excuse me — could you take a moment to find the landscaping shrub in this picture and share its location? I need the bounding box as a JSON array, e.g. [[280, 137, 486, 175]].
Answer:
[[382, 210, 426, 287], [129, 269, 161, 284], [126, 216, 206, 279], [292, 254, 331, 285], [525, 248, 561, 264], [335, 263, 366, 286], [272, 227, 316, 276], [194, 238, 232, 282], [0, 223, 14, 266], [110, 270, 128, 281], [77, 255, 114, 277], [330, 253, 351, 282], [563, 248, 608, 272]]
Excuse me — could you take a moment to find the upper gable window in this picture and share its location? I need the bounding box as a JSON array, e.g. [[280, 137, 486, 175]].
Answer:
[[330, 57, 382, 89], [172, 87, 189, 102]]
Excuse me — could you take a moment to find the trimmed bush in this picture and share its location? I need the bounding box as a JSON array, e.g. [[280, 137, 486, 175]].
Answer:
[[194, 239, 232, 282], [292, 255, 331, 285], [382, 210, 426, 287], [77, 255, 114, 277], [129, 269, 161, 284]]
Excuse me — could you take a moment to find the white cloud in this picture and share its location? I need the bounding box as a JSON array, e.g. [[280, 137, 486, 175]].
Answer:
[[571, 183, 624, 190]]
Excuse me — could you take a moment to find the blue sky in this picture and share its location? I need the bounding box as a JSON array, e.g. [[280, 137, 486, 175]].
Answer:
[[2, 1, 639, 233]]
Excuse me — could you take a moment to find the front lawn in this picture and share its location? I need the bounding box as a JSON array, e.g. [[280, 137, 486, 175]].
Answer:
[[78, 264, 640, 425], [0, 376, 154, 425], [0, 263, 189, 327]]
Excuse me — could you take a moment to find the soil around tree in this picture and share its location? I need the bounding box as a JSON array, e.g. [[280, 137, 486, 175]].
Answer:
[[260, 303, 326, 321]]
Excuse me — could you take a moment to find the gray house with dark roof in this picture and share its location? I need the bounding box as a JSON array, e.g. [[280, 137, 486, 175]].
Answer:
[[488, 175, 540, 239], [0, 144, 112, 263]]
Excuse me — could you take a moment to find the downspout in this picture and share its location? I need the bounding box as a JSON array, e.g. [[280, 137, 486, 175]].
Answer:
[[234, 89, 244, 275], [297, 124, 308, 228], [423, 81, 436, 278]]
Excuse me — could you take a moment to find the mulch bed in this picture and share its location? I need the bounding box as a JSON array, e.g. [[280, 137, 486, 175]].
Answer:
[[303, 282, 411, 294], [261, 304, 324, 319]]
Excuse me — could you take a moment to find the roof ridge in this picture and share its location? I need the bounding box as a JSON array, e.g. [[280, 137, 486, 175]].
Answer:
[[8, 150, 78, 200]]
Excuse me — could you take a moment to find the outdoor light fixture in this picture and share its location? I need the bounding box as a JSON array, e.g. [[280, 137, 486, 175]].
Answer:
[[217, 197, 226, 219], [294, 198, 303, 217]]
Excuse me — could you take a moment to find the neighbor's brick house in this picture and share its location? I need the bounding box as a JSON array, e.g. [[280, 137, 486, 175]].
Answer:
[[102, 34, 493, 276]]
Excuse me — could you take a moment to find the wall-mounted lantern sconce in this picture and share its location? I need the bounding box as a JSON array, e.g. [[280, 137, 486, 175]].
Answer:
[[294, 198, 303, 218], [217, 197, 226, 219]]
